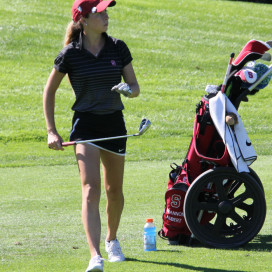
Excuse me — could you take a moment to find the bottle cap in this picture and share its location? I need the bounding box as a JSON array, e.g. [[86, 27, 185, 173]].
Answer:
[[146, 218, 153, 223]]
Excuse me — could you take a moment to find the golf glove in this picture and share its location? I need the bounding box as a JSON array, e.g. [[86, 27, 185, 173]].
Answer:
[[111, 83, 132, 97]]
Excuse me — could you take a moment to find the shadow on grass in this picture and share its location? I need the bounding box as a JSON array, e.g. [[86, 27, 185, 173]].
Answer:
[[226, 0, 272, 3], [125, 235, 271, 271], [240, 234, 272, 252], [126, 257, 244, 272], [188, 234, 272, 252], [157, 234, 272, 252]]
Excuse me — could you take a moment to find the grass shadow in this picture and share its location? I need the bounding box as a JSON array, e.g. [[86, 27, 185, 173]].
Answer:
[[159, 234, 272, 252], [126, 257, 247, 272], [226, 0, 272, 3], [240, 234, 272, 252]]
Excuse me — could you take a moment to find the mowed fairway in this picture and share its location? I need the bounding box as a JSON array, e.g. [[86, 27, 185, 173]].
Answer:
[[0, 0, 272, 271]]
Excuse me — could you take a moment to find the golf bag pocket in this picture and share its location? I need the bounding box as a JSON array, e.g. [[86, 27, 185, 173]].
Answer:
[[159, 179, 191, 240], [186, 96, 231, 182]]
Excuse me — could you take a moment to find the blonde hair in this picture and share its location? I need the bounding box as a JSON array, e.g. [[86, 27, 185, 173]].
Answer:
[[64, 21, 83, 46]]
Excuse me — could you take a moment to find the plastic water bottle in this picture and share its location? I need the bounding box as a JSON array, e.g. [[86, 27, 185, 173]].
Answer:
[[144, 218, 156, 251]]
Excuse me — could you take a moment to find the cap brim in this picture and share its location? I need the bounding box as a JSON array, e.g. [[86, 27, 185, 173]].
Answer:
[[96, 0, 116, 12]]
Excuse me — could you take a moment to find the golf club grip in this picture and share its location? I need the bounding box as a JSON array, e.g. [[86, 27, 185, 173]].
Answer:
[[62, 141, 76, 146]]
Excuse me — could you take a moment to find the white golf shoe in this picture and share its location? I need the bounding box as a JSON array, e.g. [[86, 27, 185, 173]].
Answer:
[[105, 239, 125, 262], [85, 255, 104, 272]]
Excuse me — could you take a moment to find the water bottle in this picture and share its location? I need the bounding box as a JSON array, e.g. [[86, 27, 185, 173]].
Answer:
[[144, 218, 157, 251]]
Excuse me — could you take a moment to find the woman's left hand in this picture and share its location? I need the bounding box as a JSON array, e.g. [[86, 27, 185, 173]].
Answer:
[[111, 83, 132, 97]]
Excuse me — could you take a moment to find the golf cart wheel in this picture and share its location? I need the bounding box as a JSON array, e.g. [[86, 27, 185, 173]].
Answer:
[[184, 167, 266, 248], [248, 167, 264, 193]]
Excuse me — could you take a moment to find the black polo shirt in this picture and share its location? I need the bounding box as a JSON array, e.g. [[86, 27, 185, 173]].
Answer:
[[54, 32, 133, 114]]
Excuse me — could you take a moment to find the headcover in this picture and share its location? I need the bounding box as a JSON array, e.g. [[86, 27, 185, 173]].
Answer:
[[230, 40, 270, 73], [253, 63, 272, 90]]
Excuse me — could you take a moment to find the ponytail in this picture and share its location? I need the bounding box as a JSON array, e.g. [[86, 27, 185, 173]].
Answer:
[[64, 21, 83, 46]]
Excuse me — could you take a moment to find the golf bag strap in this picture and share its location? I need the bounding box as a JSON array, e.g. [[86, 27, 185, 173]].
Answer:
[[198, 110, 210, 135], [158, 229, 168, 240], [197, 102, 211, 135]]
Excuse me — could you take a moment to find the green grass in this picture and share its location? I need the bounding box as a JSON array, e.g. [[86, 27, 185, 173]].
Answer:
[[1, 0, 272, 155], [1, 0, 272, 271], [0, 159, 271, 271]]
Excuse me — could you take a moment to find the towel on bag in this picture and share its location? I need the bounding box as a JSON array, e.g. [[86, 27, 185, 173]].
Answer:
[[209, 92, 257, 172]]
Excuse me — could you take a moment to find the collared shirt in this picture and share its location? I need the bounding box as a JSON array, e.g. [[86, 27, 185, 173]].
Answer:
[[54, 32, 133, 114]]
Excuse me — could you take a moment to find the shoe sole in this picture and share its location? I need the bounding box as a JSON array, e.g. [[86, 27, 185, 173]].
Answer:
[[108, 257, 125, 263], [86, 265, 103, 272], [87, 269, 103, 272]]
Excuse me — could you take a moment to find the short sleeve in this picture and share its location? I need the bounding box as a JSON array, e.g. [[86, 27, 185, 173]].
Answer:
[[118, 40, 133, 68], [54, 51, 68, 74]]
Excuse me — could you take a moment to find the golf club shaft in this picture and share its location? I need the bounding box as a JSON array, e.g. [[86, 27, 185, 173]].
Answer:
[[221, 53, 235, 93], [62, 118, 151, 147], [62, 133, 139, 146]]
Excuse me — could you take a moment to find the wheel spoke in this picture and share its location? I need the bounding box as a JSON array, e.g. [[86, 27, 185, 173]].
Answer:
[[213, 214, 226, 234], [229, 211, 251, 229], [231, 191, 250, 206], [215, 180, 227, 200], [235, 202, 254, 219], [228, 180, 242, 197], [235, 202, 251, 212], [196, 202, 218, 212]]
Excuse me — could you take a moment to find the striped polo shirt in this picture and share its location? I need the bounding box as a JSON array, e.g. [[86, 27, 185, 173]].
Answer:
[[54, 32, 133, 114]]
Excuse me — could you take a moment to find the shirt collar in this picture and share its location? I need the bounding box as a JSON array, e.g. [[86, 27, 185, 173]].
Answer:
[[75, 32, 109, 51], [79, 30, 83, 50]]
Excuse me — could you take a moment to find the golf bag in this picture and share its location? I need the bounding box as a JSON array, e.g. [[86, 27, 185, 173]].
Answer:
[[159, 39, 272, 246], [159, 94, 230, 244]]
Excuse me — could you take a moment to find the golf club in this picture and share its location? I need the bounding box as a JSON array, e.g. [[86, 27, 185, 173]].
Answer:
[[221, 52, 235, 93], [62, 118, 151, 147], [261, 52, 271, 62], [266, 40, 272, 47]]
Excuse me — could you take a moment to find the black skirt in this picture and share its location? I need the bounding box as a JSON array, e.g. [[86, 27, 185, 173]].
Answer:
[[69, 110, 127, 155]]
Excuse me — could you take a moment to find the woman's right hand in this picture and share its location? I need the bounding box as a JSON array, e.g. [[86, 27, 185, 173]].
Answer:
[[47, 131, 64, 151]]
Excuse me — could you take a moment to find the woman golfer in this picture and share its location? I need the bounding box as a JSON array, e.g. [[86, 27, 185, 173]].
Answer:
[[43, 0, 140, 271]]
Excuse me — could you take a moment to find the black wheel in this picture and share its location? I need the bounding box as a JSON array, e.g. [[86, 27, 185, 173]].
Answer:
[[184, 167, 266, 248], [248, 167, 264, 193]]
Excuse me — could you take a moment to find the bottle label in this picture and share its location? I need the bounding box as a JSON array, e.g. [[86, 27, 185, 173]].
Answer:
[[144, 234, 156, 251]]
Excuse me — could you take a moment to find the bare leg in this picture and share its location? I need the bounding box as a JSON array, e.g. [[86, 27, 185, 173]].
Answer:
[[100, 149, 125, 242], [75, 143, 102, 258]]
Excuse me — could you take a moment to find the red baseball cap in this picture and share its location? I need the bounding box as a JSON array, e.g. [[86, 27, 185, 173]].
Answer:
[[72, 0, 116, 22]]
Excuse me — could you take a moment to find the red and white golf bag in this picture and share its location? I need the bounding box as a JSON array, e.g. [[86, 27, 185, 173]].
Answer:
[[159, 39, 272, 245], [159, 94, 231, 244]]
